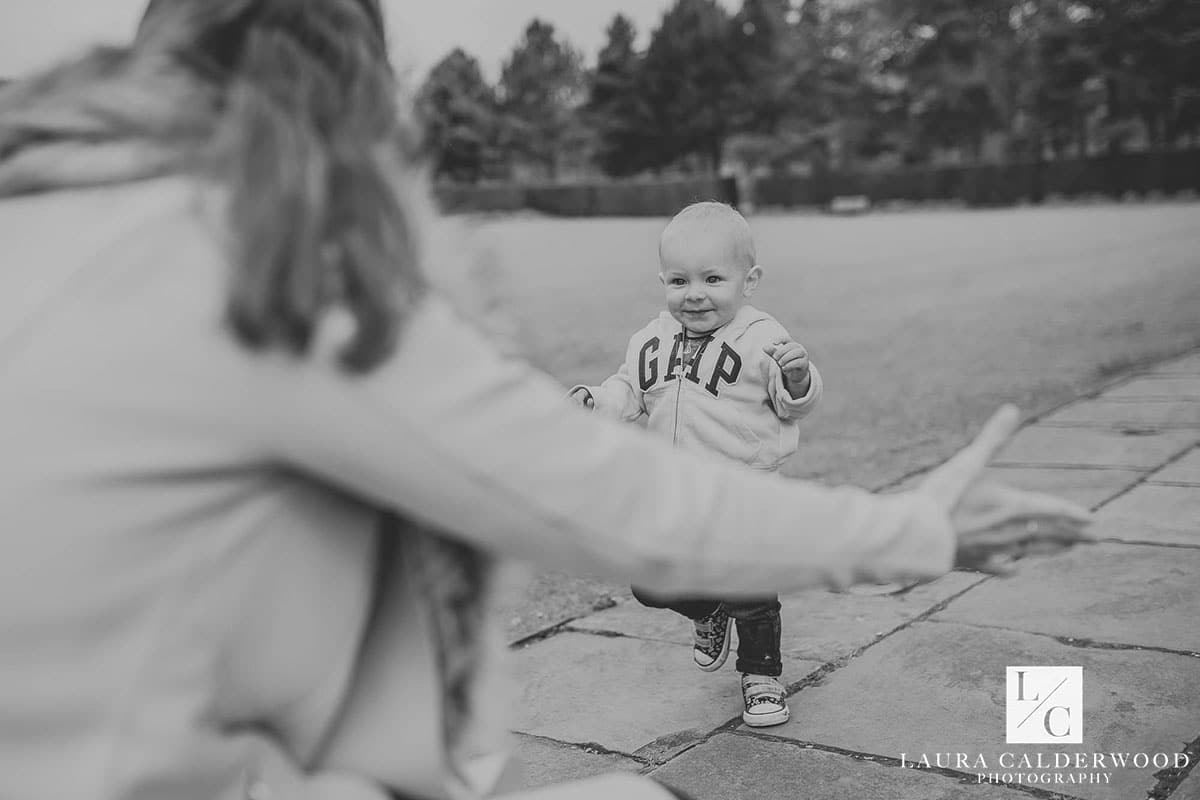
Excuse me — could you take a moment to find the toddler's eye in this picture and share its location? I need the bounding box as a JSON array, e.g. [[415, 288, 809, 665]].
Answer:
[[670, 278, 687, 286], [706, 276, 723, 284]]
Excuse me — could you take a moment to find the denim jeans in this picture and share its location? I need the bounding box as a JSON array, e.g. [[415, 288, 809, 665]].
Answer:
[[631, 586, 782, 677]]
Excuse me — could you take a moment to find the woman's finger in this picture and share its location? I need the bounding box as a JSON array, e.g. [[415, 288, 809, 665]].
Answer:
[[957, 547, 1017, 575], [1015, 538, 1085, 559], [960, 525, 1094, 556], [954, 404, 1021, 479], [956, 532, 1093, 579], [958, 531, 1093, 561], [957, 509, 1094, 541], [967, 481, 1093, 524], [921, 405, 1020, 506], [981, 554, 1017, 576], [957, 508, 1094, 537]]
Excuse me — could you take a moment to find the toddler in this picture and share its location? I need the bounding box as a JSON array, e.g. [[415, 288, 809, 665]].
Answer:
[[570, 201, 822, 727]]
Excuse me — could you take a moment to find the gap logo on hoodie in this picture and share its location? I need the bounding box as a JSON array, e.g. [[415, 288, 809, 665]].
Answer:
[[637, 333, 742, 398]]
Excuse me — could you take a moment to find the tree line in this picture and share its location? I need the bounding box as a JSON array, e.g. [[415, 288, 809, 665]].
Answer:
[[417, 0, 1200, 184]]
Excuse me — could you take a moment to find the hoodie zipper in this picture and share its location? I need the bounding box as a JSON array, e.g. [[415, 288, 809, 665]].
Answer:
[[672, 367, 683, 446], [672, 331, 712, 446]]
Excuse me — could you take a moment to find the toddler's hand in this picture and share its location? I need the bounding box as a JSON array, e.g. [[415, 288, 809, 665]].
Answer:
[[568, 386, 595, 410], [764, 340, 811, 397]]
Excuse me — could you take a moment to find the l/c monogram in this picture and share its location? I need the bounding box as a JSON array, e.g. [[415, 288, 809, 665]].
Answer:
[[638, 334, 741, 398]]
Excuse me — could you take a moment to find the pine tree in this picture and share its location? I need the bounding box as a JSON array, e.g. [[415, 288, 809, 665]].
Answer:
[[586, 14, 651, 177], [497, 20, 586, 180], [416, 49, 499, 183], [640, 0, 740, 173], [728, 0, 797, 134]]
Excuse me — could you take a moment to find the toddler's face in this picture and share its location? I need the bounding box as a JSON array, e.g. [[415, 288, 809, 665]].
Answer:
[[659, 228, 760, 335]]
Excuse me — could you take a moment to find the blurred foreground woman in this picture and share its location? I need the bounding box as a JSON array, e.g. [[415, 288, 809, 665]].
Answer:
[[0, 1, 1090, 798]]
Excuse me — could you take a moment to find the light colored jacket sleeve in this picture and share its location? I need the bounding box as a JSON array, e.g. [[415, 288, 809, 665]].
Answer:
[[767, 359, 823, 420], [568, 329, 649, 423], [264, 297, 954, 595], [750, 319, 823, 420], [569, 366, 644, 422]]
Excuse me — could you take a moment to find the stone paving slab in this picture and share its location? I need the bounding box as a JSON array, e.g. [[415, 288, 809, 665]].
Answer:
[[649, 734, 1020, 800], [980, 466, 1147, 509], [1101, 376, 1200, 400], [887, 465, 1146, 509], [1149, 449, 1200, 485], [932, 544, 1200, 652], [768, 622, 1200, 800], [1092, 484, 1200, 546], [1145, 352, 1200, 376], [1040, 399, 1200, 429], [1175, 768, 1200, 799], [570, 572, 983, 663], [503, 573, 631, 644], [512, 632, 823, 757], [992, 426, 1196, 469], [509, 734, 644, 791]]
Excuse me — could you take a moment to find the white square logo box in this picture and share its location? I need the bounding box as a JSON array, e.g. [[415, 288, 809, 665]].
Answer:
[[1006, 666, 1083, 744]]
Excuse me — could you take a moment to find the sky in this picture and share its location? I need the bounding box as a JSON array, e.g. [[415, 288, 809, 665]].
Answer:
[[0, 0, 738, 83]]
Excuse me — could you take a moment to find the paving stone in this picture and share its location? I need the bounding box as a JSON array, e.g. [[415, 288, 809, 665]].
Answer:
[[570, 572, 984, 663], [933, 544, 1200, 652], [980, 465, 1147, 509], [1102, 376, 1200, 400], [1149, 449, 1200, 485], [509, 734, 644, 791], [993, 426, 1195, 469], [1040, 399, 1200, 429], [1092, 484, 1200, 546], [1174, 767, 1200, 800], [565, 600, 690, 646], [502, 573, 631, 644], [512, 631, 822, 756], [767, 622, 1200, 800], [1145, 352, 1200, 376], [883, 465, 1144, 511], [649, 734, 1019, 800]]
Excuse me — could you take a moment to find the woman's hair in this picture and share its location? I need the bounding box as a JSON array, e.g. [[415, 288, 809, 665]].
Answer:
[[0, 0, 425, 372]]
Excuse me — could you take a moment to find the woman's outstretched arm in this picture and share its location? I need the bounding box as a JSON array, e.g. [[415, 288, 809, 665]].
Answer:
[[264, 296, 958, 596]]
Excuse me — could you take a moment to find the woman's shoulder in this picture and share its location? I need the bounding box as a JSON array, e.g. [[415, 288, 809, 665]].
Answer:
[[0, 176, 227, 270], [0, 173, 210, 218], [0, 177, 231, 346]]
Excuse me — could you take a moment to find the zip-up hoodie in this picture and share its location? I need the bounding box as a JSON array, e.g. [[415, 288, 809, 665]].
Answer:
[[573, 305, 823, 471]]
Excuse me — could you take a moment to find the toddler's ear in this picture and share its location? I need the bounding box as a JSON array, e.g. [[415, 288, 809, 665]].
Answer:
[[743, 265, 763, 296]]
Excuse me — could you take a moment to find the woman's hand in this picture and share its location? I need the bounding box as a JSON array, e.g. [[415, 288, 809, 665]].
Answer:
[[918, 405, 1095, 574]]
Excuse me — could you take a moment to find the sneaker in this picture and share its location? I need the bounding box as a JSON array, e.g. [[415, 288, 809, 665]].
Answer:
[[741, 673, 789, 727], [692, 605, 731, 672]]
